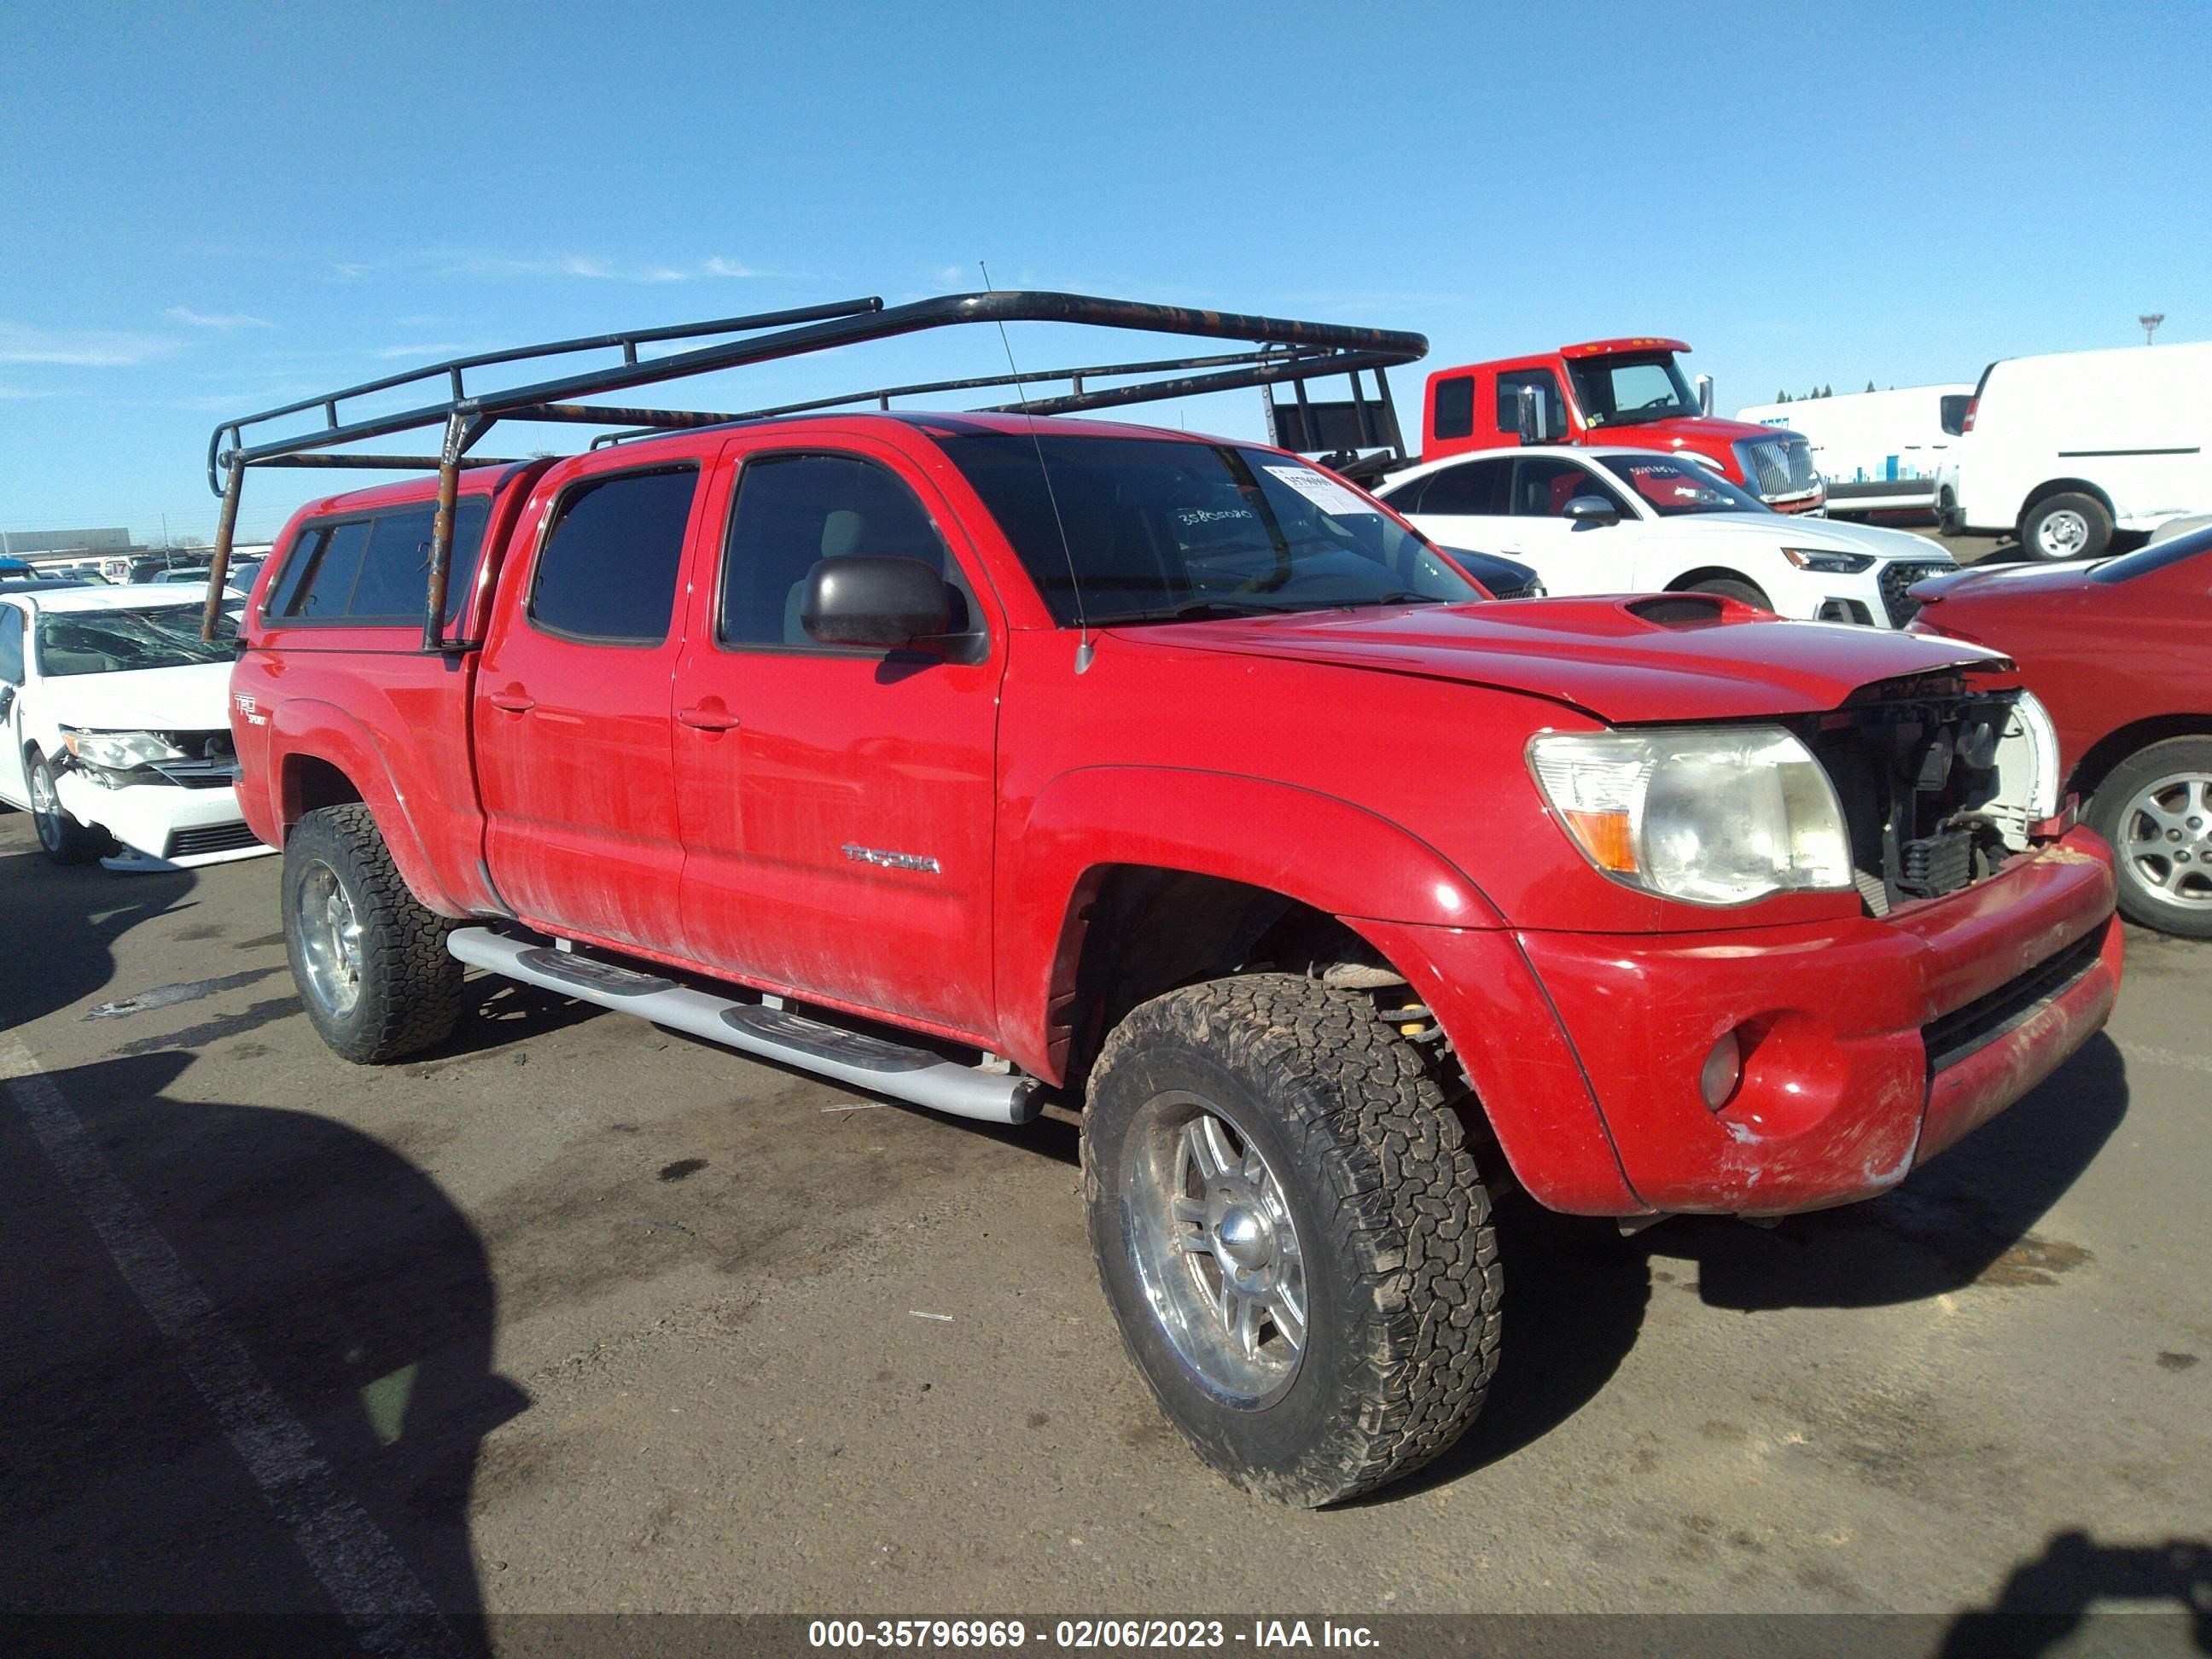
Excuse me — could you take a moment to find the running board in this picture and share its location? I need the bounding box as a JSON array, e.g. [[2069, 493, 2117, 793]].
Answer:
[[446, 928, 1039, 1125]]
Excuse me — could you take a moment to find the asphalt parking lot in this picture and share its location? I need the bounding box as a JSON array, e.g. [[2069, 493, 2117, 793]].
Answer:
[[1, 626, 2206, 1641]]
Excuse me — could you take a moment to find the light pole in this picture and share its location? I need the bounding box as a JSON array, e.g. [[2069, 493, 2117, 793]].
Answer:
[[2140, 312, 2165, 345]]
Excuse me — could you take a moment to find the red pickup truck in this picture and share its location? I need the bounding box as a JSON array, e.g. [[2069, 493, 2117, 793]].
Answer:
[[210, 294, 2120, 1506], [1420, 336, 1827, 513]]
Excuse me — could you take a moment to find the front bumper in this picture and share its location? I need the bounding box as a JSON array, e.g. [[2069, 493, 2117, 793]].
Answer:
[[53, 771, 273, 868], [1371, 830, 2120, 1217]]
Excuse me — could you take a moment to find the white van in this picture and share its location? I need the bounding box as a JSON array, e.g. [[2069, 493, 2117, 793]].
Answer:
[[1737, 384, 1974, 518], [1935, 341, 2212, 560]]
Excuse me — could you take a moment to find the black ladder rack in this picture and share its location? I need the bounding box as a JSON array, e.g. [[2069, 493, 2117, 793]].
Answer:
[[199, 289, 1426, 648]]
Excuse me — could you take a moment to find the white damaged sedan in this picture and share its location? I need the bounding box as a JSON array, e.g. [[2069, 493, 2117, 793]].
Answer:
[[0, 585, 271, 869]]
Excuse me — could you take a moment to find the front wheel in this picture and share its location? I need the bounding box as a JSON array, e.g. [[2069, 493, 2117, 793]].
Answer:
[[1083, 974, 1499, 1505], [26, 749, 110, 864], [2087, 737, 2212, 937], [283, 803, 466, 1062], [2021, 492, 2112, 562]]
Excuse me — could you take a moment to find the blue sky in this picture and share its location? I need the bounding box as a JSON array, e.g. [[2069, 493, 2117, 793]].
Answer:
[[4, 0, 2205, 546]]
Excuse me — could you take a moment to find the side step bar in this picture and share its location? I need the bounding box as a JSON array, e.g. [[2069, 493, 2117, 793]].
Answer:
[[446, 928, 1039, 1125]]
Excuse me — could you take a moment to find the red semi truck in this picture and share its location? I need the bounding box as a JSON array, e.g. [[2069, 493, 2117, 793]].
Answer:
[[1417, 335, 1828, 513], [201, 293, 2116, 1506]]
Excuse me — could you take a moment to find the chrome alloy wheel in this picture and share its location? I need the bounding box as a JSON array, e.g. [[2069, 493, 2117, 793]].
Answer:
[[27, 758, 65, 853], [294, 859, 365, 1018], [2118, 771, 2212, 912], [1122, 1091, 1307, 1407], [2034, 508, 2090, 559]]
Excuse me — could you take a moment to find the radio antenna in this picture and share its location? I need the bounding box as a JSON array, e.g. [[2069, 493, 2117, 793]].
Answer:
[[979, 259, 1092, 672]]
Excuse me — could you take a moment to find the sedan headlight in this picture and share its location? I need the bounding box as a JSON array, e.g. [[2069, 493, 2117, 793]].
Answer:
[[1528, 726, 1853, 905], [1780, 547, 1875, 574], [61, 728, 185, 771]]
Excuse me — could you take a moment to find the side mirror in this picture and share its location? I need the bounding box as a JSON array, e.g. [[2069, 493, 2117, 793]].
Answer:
[[1695, 374, 1714, 417], [1515, 384, 1551, 445], [1563, 495, 1621, 529], [800, 555, 952, 650]]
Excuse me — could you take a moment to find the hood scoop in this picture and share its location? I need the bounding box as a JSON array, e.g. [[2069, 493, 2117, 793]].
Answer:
[[1621, 594, 1730, 628]]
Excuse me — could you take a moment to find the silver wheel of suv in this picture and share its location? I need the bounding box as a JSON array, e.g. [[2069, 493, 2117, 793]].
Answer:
[[2116, 771, 2212, 914], [294, 858, 364, 1019], [1122, 1089, 1307, 1407]]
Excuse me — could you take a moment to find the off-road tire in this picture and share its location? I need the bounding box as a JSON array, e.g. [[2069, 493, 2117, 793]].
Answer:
[[1083, 973, 1499, 1506], [2021, 492, 2112, 562], [1686, 575, 1772, 610], [2087, 736, 2212, 938], [26, 748, 110, 864], [283, 804, 465, 1062]]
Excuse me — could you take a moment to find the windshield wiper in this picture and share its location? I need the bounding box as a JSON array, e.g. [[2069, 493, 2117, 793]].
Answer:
[[1095, 598, 1297, 626]]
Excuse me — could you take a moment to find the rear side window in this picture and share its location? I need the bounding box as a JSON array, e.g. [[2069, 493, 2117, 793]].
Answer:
[[1415, 459, 1508, 515], [268, 521, 370, 618], [529, 466, 698, 644], [267, 499, 491, 624], [1431, 375, 1475, 441], [719, 451, 967, 648]]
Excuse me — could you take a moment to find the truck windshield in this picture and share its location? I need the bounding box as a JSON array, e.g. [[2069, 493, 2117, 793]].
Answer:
[[936, 431, 1481, 625], [1595, 455, 1769, 516], [35, 604, 236, 675], [1567, 353, 1703, 428]]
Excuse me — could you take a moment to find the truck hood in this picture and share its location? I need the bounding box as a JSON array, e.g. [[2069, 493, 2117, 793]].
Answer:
[[1653, 512, 1953, 562], [35, 661, 235, 732], [1124, 599, 2009, 723], [1585, 414, 1781, 447]]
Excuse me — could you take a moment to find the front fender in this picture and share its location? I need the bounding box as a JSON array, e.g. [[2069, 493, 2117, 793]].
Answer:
[[265, 698, 469, 916], [996, 765, 1502, 1082]]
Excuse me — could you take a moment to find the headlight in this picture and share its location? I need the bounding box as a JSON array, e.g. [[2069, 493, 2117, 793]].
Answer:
[[1528, 726, 1853, 905], [61, 728, 184, 771], [1780, 547, 1875, 574]]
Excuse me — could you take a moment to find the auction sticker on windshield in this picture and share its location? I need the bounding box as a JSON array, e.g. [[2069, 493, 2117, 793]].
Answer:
[[1262, 464, 1377, 518]]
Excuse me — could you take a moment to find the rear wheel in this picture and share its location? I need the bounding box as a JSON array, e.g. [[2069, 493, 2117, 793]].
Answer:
[[283, 804, 465, 1062], [26, 749, 110, 864], [1685, 575, 1772, 610], [1083, 973, 1499, 1506], [2087, 737, 2212, 937], [2021, 492, 2112, 562]]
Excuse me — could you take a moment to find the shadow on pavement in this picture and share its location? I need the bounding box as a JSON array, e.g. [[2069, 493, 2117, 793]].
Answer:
[[0, 841, 196, 1027], [0, 1049, 525, 1638], [1941, 1528, 2211, 1655], [419, 973, 610, 1062]]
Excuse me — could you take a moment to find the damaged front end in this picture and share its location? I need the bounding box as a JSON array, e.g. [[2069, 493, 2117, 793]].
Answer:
[[1797, 670, 2062, 917]]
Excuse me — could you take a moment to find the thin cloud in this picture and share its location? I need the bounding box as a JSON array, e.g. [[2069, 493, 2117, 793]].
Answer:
[[375, 342, 468, 360], [165, 306, 277, 330], [0, 322, 177, 367], [329, 248, 765, 285], [0, 384, 60, 399]]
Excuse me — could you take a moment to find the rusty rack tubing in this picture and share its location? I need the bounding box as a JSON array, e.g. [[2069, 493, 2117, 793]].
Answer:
[[201, 289, 1429, 648]]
